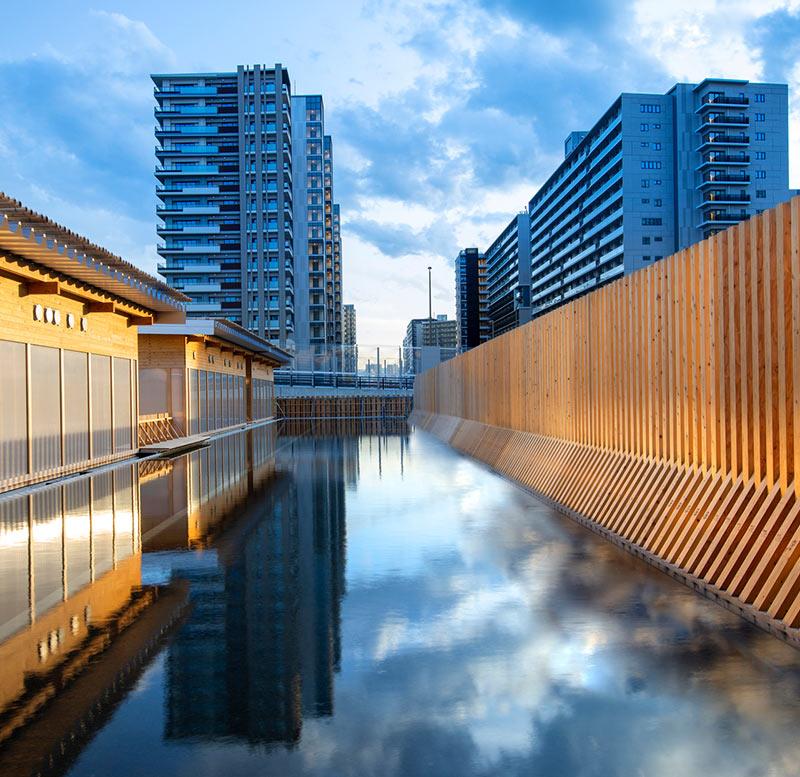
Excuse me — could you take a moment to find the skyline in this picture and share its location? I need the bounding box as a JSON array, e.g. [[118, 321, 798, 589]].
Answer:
[[2, 0, 800, 344]]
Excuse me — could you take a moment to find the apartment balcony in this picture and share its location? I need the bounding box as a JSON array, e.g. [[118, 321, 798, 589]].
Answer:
[[156, 144, 219, 157], [156, 185, 219, 195], [696, 153, 750, 169], [186, 301, 222, 313], [697, 210, 749, 228], [157, 263, 221, 274], [155, 125, 219, 137], [157, 205, 220, 215], [154, 86, 218, 97], [696, 94, 749, 112], [699, 172, 750, 187], [599, 263, 624, 283], [157, 225, 221, 236], [180, 282, 221, 293], [155, 165, 220, 178], [698, 192, 751, 207], [697, 134, 749, 151], [698, 114, 749, 131]]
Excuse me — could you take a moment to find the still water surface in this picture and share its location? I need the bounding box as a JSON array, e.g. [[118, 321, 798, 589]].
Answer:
[[1, 422, 800, 776]]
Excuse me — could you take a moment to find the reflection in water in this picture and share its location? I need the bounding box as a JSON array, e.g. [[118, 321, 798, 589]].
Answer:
[[162, 430, 349, 746], [5, 421, 800, 776], [0, 466, 140, 714]]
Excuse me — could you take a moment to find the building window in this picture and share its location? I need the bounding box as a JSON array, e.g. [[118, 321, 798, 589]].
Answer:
[[653, 179, 662, 185], [641, 141, 650, 148], [641, 179, 650, 188], [654, 236, 663, 242], [654, 198, 662, 206], [652, 142, 662, 150], [653, 123, 661, 129], [756, 170, 766, 179], [641, 161, 662, 169], [755, 131, 765, 140], [754, 112, 765, 122], [754, 93, 766, 103], [640, 104, 662, 113], [755, 151, 766, 160], [640, 123, 649, 131], [642, 236, 651, 245], [642, 198, 650, 204], [756, 189, 767, 198], [643, 255, 651, 261], [642, 217, 662, 226]]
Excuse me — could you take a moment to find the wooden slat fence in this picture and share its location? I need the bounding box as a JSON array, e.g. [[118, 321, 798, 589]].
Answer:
[[413, 196, 800, 638], [277, 395, 412, 420]]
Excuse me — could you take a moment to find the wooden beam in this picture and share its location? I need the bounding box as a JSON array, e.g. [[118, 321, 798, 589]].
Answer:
[[21, 281, 61, 297], [127, 315, 154, 328], [85, 302, 117, 314]]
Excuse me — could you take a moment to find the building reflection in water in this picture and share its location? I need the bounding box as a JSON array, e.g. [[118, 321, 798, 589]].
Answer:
[[0, 464, 188, 776], [139, 422, 349, 748], [0, 466, 141, 717]]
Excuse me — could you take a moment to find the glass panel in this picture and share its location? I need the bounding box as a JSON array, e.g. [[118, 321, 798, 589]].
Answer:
[[64, 478, 91, 597], [92, 471, 114, 576], [30, 345, 62, 472], [0, 494, 30, 641], [90, 354, 112, 458], [113, 357, 133, 453], [63, 350, 90, 465], [189, 369, 199, 435], [31, 487, 64, 618], [113, 466, 135, 562], [198, 370, 207, 433], [0, 340, 28, 480], [215, 372, 223, 430]]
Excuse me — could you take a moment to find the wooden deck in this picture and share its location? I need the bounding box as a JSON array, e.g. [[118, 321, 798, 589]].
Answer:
[[139, 433, 211, 455]]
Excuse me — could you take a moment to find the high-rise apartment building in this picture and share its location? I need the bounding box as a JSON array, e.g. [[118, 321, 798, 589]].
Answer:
[[484, 212, 532, 338], [343, 303, 356, 345], [153, 64, 294, 346], [524, 78, 790, 319], [454, 248, 489, 351], [154, 65, 345, 354], [343, 303, 356, 372]]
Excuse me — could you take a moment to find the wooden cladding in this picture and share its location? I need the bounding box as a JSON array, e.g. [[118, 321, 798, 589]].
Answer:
[[277, 395, 413, 420], [413, 197, 800, 636]]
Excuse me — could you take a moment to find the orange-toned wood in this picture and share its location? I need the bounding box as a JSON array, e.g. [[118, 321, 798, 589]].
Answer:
[[412, 196, 800, 641]]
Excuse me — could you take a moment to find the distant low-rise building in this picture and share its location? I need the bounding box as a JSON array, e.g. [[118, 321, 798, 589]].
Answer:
[[138, 319, 290, 436], [403, 314, 457, 350]]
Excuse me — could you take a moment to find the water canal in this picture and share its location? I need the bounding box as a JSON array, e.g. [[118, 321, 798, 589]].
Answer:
[[1, 422, 800, 776]]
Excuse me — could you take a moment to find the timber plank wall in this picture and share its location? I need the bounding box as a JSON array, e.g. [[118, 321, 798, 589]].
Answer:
[[277, 395, 413, 420], [412, 196, 800, 643]]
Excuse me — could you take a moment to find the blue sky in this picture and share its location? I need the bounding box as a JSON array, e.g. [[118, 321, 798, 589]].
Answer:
[[1, 0, 799, 344]]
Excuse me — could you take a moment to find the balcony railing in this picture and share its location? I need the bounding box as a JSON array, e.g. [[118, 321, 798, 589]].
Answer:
[[700, 172, 750, 186], [699, 192, 751, 206], [699, 114, 749, 129], [698, 94, 750, 109], [697, 153, 750, 168], [698, 134, 749, 148]]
